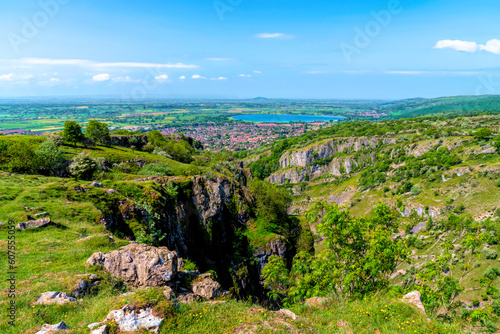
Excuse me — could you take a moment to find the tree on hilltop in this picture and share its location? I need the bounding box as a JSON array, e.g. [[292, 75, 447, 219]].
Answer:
[[85, 120, 110, 145], [63, 120, 84, 147]]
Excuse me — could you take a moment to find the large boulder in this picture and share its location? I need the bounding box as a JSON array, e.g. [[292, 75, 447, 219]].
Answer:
[[191, 274, 222, 300], [35, 322, 69, 334], [402, 291, 426, 314], [16, 218, 51, 230], [34, 292, 76, 306], [86, 244, 178, 287], [95, 304, 163, 333]]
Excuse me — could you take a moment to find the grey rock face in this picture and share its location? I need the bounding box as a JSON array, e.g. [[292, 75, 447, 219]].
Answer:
[[86, 243, 178, 287], [254, 238, 287, 275]]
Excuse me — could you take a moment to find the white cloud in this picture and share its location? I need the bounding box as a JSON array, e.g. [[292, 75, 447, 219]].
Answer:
[[211, 77, 228, 80], [384, 70, 479, 76], [191, 74, 206, 79], [112, 76, 141, 83], [434, 39, 500, 54], [255, 33, 294, 39], [0, 73, 14, 81], [8, 58, 198, 69], [304, 70, 330, 74], [92, 73, 110, 82], [253, 70, 262, 74], [205, 58, 234, 61], [480, 39, 500, 54], [179, 76, 186, 80], [49, 78, 60, 83], [239, 74, 251, 77], [434, 40, 479, 52], [384, 70, 426, 75], [155, 74, 169, 82]]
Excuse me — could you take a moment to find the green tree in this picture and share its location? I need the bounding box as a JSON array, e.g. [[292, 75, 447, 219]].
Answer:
[[35, 141, 65, 176], [249, 180, 292, 235], [85, 120, 110, 145], [268, 202, 406, 304], [474, 128, 492, 141], [7, 142, 38, 174], [63, 120, 84, 147], [262, 255, 290, 302], [494, 135, 500, 151]]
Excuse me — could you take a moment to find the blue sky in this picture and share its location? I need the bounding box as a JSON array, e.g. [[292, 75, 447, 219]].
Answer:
[[0, 0, 499, 99]]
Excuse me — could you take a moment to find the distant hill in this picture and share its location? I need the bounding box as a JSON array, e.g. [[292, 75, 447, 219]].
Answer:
[[381, 95, 500, 118]]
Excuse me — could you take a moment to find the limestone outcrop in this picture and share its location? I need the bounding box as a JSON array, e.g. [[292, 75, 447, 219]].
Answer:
[[192, 273, 223, 299], [86, 244, 177, 287]]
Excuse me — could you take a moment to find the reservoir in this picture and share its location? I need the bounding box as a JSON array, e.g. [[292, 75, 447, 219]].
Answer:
[[232, 114, 344, 123]]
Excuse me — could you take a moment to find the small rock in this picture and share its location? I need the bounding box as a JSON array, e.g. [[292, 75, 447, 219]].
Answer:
[[277, 309, 298, 320], [163, 286, 174, 300], [72, 278, 100, 298], [105, 189, 117, 194], [88, 323, 102, 330], [90, 324, 108, 334], [192, 275, 222, 300], [34, 292, 76, 306], [35, 321, 69, 334], [16, 218, 51, 230], [402, 291, 426, 314], [91, 181, 104, 188], [34, 212, 50, 217], [177, 293, 200, 304], [102, 304, 163, 333]]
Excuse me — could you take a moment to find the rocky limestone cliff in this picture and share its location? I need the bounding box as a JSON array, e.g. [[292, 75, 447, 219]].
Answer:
[[279, 137, 398, 169], [96, 175, 264, 298]]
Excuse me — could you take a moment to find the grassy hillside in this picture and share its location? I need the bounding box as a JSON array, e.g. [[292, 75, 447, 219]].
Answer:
[[380, 95, 500, 119]]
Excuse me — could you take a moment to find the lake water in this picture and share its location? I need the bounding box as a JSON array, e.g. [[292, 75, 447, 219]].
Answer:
[[231, 114, 344, 123]]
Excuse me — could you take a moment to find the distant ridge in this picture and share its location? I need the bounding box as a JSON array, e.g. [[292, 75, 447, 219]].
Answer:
[[380, 95, 500, 118]]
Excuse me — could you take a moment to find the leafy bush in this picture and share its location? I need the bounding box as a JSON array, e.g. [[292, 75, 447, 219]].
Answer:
[[484, 267, 500, 281], [410, 184, 421, 196], [69, 151, 104, 180], [139, 163, 174, 176], [35, 141, 65, 176], [44, 131, 64, 146], [474, 128, 492, 140], [484, 248, 498, 260], [6, 141, 38, 174]]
